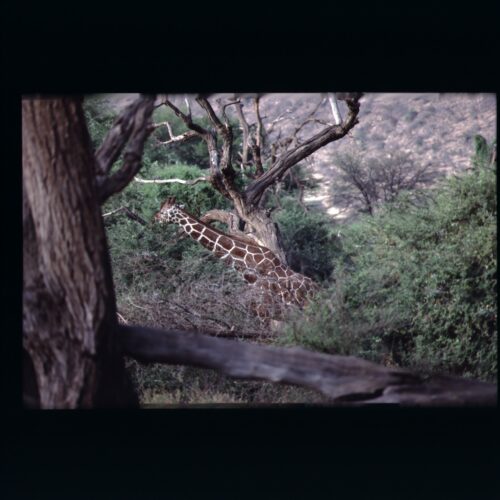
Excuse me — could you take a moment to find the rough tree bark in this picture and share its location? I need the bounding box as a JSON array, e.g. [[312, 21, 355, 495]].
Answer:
[[22, 97, 138, 408]]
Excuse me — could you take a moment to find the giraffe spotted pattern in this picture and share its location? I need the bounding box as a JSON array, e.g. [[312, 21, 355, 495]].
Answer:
[[154, 197, 319, 321]]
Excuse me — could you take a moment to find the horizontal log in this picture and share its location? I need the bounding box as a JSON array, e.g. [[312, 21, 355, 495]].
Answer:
[[118, 325, 497, 406]]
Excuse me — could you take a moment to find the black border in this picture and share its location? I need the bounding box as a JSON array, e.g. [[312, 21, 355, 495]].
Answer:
[[3, 3, 499, 497]]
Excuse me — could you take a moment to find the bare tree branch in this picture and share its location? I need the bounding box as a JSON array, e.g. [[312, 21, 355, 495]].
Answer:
[[233, 99, 251, 171], [199, 209, 261, 245], [288, 168, 309, 212], [134, 175, 208, 186], [152, 121, 199, 145], [161, 97, 241, 204], [245, 96, 362, 206], [195, 96, 235, 174], [95, 95, 156, 181], [184, 96, 192, 120], [102, 206, 147, 225], [164, 98, 207, 135], [97, 95, 156, 203], [218, 99, 240, 124], [266, 109, 294, 136], [251, 96, 265, 177], [119, 324, 497, 406], [327, 92, 342, 125], [290, 95, 327, 138], [194, 96, 244, 208], [261, 96, 327, 170]]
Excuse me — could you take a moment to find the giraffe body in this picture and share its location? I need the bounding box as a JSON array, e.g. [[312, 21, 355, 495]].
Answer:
[[154, 197, 318, 321]]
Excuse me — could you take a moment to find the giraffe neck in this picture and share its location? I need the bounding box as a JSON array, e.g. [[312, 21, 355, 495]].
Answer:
[[171, 208, 253, 256], [169, 207, 318, 313]]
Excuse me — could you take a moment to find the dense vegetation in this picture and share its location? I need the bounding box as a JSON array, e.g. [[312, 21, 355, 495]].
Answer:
[[285, 137, 497, 381], [84, 96, 497, 404]]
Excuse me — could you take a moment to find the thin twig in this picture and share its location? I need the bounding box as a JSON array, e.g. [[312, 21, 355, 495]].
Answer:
[[102, 206, 147, 225]]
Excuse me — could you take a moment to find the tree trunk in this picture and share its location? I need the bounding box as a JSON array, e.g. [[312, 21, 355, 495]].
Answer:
[[241, 208, 288, 265], [22, 97, 138, 408]]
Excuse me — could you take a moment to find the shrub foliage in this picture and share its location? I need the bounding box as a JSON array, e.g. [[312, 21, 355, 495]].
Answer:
[[285, 138, 496, 381]]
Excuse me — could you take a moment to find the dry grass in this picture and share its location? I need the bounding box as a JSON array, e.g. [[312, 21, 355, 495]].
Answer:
[[116, 255, 317, 406], [132, 363, 329, 407]]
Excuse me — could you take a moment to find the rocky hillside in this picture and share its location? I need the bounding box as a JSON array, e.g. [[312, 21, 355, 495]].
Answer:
[[96, 92, 496, 218], [257, 93, 497, 217]]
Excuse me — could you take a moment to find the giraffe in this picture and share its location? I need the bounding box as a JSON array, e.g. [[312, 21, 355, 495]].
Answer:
[[153, 197, 319, 321]]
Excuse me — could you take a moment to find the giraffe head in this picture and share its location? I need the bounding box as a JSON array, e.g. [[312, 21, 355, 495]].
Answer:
[[153, 196, 185, 224]]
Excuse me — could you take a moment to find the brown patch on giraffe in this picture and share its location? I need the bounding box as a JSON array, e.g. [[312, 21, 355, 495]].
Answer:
[[191, 223, 204, 232], [203, 228, 219, 242], [243, 271, 258, 284], [244, 254, 258, 268], [213, 247, 226, 258], [230, 247, 246, 259], [190, 230, 201, 240], [275, 267, 287, 278], [217, 235, 233, 250], [255, 258, 274, 274], [272, 257, 282, 266], [253, 253, 265, 264], [248, 245, 263, 255], [199, 236, 214, 250]]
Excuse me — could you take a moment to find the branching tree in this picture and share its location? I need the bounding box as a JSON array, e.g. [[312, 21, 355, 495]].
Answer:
[[331, 149, 436, 216], [142, 93, 363, 264], [22, 94, 496, 408]]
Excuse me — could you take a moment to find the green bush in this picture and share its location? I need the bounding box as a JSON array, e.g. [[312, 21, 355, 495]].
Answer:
[[284, 142, 497, 381], [330, 146, 435, 216], [83, 97, 117, 150], [274, 196, 342, 281], [472, 134, 496, 169]]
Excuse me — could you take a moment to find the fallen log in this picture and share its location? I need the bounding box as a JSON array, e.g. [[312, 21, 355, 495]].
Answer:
[[119, 325, 496, 406]]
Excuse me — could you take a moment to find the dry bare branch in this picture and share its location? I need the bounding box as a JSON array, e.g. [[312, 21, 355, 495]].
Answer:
[[117, 312, 129, 325], [134, 175, 208, 186], [252, 97, 265, 176], [102, 206, 147, 225], [164, 98, 207, 135], [184, 96, 192, 120], [327, 92, 343, 125], [245, 95, 362, 206], [266, 109, 294, 136], [199, 209, 261, 245], [194, 96, 243, 206], [259, 96, 328, 171], [219, 99, 240, 124], [119, 324, 497, 406], [152, 121, 199, 145], [233, 99, 251, 171], [95, 95, 156, 181], [97, 95, 156, 203]]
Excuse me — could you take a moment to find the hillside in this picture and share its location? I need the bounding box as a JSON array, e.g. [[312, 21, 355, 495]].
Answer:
[[97, 92, 496, 219]]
